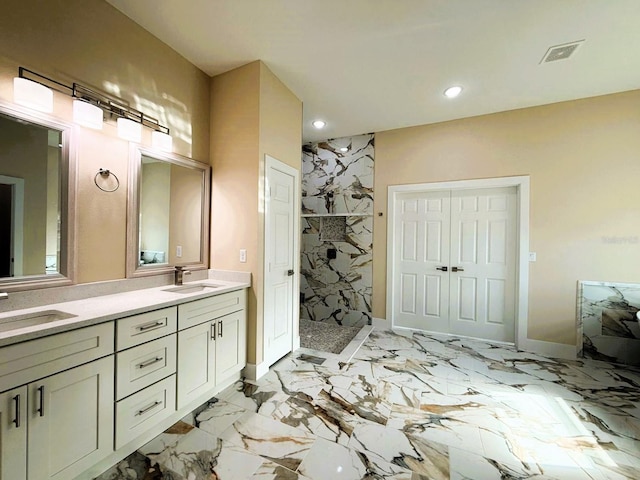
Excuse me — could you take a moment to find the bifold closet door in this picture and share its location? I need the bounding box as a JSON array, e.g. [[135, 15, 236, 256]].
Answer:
[[392, 186, 517, 343]]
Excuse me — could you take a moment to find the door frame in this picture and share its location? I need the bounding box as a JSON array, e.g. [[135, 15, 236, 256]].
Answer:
[[263, 155, 301, 368], [387, 175, 530, 348], [0, 175, 24, 277]]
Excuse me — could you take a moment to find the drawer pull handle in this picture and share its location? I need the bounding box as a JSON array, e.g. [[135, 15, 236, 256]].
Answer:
[[138, 356, 164, 369], [137, 321, 164, 332], [218, 320, 223, 338], [136, 400, 162, 416], [37, 386, 45, 417], [12, 394, 20, 428]]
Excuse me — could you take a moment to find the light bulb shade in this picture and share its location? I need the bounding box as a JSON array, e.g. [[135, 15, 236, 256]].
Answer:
[[151, 130, 172, 151], [117, 118, 142, 142], [73, 100, 103, 130], [13, 77, 53, 113]]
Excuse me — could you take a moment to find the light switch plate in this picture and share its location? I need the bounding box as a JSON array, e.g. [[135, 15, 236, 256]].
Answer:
[[529, 252, 537, 262], [176, 245, 182, 257], [239, 249, 247, 263]]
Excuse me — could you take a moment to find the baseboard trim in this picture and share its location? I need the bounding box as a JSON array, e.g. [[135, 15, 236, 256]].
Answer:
[[372, 317, 389, 329], [242, 361, 270, 381], [518, 338, 576, 360]]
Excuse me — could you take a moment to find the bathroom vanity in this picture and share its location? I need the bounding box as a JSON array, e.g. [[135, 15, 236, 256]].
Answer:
[[0, 278, 248, 480]]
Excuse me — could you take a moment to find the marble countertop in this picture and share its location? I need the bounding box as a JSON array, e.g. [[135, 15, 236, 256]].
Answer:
[[0, 277, 250, 348]]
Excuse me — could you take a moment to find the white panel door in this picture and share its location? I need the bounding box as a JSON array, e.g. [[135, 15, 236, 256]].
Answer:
[[449, 187, 517, 342], [393, 191, 450, 331], [264, 157, 297, 367], [392, 186, 517, 343]]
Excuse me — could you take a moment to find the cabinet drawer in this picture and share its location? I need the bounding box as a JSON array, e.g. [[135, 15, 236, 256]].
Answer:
[[116, 334, 177, 400], [178, 289, 246, 330], [0, 322, 114, 392], [116, 306, 177, 351], [115, 375, 176, 449]]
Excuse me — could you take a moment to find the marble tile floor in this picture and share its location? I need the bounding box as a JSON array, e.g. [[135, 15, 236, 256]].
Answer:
[[96, 329, 640, 480]]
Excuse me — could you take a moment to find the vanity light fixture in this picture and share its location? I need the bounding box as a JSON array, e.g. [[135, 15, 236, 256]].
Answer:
[[312, 119, 326, 129], [117, 118, 142, 142], [73, 99, 103, 130], [14, 67, 171, 144], [151, 130, 173, 152], [13, 76, 54, 113], [444, 85, 463, 98]]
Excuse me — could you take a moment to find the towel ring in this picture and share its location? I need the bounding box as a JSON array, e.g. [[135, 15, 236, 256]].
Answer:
[[94, 168, 120, 192]]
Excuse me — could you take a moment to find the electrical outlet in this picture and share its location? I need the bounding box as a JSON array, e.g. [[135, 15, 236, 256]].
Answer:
[[529, 252, 537, 262], [176, 245, 182, 258], [239, 249, 247, 263]]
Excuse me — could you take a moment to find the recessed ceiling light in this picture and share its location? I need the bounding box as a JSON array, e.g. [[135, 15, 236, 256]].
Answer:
[[339, 147, 348, 152], [444, 86, 463, 98], [312, 119, 326, 129]]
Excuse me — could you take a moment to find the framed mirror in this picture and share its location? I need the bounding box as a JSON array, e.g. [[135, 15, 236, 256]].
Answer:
[[0, 102, 76, 291], [126, 146, 210, 278]]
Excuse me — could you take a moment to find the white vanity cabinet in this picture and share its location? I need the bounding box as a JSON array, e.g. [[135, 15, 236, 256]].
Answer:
[[0, 324, 114, 480], [177, 290, 246, 408]]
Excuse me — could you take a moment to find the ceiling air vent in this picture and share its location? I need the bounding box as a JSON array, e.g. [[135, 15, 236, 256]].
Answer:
[[540, 40, 584, 63]]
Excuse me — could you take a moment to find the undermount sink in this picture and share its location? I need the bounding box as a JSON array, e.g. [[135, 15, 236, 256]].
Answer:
[[163, 283, 224, 294], [0, 310, 77, 333]]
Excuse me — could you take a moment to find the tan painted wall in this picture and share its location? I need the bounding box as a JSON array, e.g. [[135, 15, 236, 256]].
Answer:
[[210, 61, 302, 365], [210, 62, 261, 363], [373, 90, 640, 345], [0, 0, 210, 285]]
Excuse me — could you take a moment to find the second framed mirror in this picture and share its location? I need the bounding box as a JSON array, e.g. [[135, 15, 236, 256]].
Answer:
[[126, 146, 210, 278]]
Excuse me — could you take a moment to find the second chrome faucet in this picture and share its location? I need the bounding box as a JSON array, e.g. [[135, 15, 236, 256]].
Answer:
[[174, 266, 191, 286]]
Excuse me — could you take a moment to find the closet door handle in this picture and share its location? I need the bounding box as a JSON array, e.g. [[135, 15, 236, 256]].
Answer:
[[13, 394, 20, 428], [436, 266, 448, 272], [37, 386, 45, 417], [452, 267, 464, 272]]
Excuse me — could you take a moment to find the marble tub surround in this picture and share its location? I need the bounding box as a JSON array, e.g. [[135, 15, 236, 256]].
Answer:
[[0, 270, 250, 346], [579, 281, 640, 366], [97, 329, 640, 480], [301, 134, 374, 216]]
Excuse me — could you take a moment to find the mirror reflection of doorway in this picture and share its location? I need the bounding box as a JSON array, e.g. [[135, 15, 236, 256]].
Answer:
[[0, 175, 24, 278], [0, 183, 12, 276]]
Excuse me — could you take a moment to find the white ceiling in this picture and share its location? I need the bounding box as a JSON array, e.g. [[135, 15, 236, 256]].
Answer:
[[105, 0, 640, 143]]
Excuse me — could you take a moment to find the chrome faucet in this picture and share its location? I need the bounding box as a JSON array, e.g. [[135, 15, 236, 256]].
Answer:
[[174, 266, 191, 286]]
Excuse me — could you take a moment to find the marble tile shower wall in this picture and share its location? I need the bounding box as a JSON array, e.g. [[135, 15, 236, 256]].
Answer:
[[579, 281, 640, 366], [300, 134, 374, 327]]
